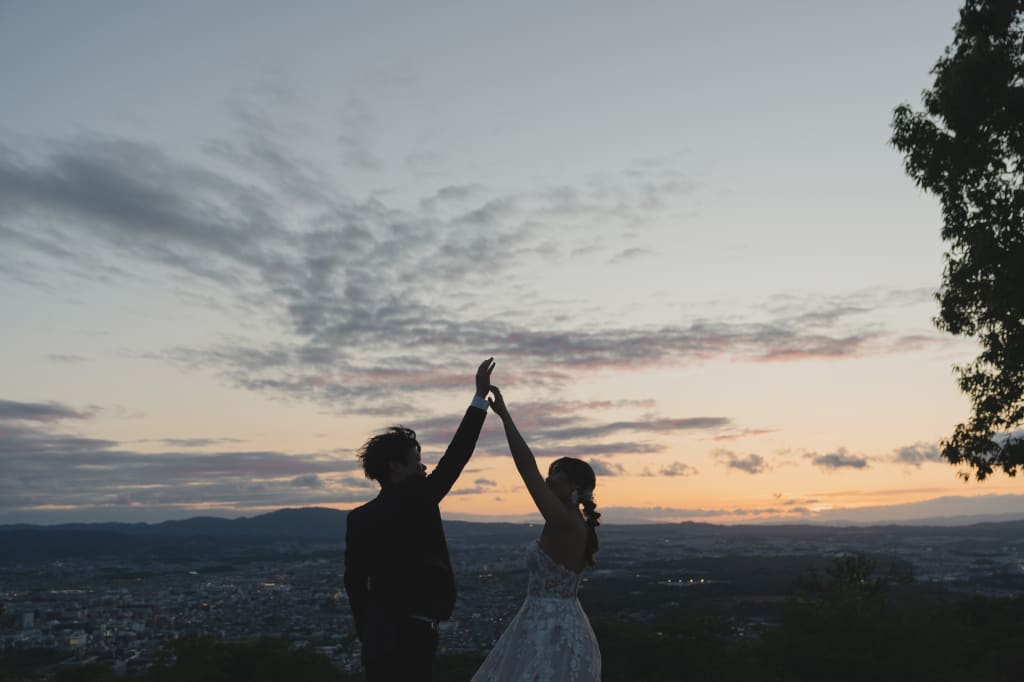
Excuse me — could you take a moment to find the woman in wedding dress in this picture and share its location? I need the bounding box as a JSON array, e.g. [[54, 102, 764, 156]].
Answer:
[[471, 385, 602, 681]]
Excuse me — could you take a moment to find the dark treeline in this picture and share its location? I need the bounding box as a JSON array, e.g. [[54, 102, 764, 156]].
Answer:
[[3, 556, 1022, 682], [593, 556, 1024, 681]]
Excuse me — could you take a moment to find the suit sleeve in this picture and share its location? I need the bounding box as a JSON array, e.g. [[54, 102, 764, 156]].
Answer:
[[343, 513, 369, 641], [424, 405, 487, 503]]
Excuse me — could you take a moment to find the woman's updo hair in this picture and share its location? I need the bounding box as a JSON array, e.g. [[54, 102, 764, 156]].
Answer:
[[550, 457, 601, 566]]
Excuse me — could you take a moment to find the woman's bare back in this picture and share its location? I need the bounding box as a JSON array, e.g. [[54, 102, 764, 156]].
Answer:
[[539, 516, 589, 573]]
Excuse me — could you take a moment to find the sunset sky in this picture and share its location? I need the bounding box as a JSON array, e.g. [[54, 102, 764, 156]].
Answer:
[[3, 0, 1022, 525]]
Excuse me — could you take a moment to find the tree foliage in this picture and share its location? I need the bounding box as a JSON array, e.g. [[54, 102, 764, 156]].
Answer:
[[891, 0, 1024, 479], [758, 557, 1024, 682]]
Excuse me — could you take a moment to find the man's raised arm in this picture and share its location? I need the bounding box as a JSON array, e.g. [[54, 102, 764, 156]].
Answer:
[[424, 357, 494, 502]]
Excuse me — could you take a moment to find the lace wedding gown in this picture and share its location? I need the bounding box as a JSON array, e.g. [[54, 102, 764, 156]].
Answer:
[[471, 541, 601, 681]]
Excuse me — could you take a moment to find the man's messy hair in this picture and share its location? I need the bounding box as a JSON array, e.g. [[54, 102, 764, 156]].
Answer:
[[358, 425, 420, 483]]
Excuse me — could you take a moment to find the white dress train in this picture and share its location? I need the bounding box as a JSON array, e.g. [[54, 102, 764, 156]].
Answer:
[[471, 541, 601, 681]]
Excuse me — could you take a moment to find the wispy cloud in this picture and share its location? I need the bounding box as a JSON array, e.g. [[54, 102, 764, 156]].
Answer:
[[47, 354, 89, 364], [609, 247, 651, 264], [541, 417, 731, 441], [448, 486, 495, 496], [711, 428, 780, 442], [0, 413, 366, 518], [290, 474, 325, 489], [715, 450, 770, 474], [0, 130, 949, 415], [893, 441, 943, 467], [639, 460, 700, 477], [808, 448, 870, 471], [774, 494, 821, 507], [336, 96, 384, 171], [588, 460, 627, 477], [539, 442, 666, 457], [0, 399, 90, 422], [157, 437, 244, 448], [411, 399, 722, 460], [660, 461, 699, 477]]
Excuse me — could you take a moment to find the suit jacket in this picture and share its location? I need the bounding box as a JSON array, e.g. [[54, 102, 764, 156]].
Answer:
[[343, 405, 486, 639]]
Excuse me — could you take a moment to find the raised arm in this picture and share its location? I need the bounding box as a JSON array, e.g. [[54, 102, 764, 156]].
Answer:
[[489, 385, 575, 527], [423, 357, 494, 502]]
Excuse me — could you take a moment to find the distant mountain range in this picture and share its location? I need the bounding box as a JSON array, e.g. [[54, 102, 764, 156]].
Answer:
[[3, 507, 1024, 564], [9, 507, 352, 539], [0, 507, 347, 563]]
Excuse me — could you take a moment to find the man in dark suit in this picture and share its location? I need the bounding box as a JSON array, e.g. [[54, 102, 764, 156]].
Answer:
[[344, 357, 494, 681]]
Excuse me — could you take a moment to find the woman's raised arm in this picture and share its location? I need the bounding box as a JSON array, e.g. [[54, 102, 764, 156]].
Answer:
[[489, 385, 575, 527]]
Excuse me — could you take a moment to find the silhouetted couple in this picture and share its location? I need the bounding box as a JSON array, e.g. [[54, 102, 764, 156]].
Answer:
[[344, 358, 602, 681]]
